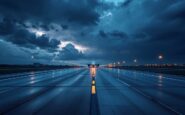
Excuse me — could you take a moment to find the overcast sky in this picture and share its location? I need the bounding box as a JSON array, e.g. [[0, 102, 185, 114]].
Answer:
[[0, 0, 185, 65]]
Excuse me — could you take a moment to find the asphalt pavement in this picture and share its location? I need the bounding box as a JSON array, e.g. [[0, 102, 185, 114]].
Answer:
[[0, 68, 184, 115]]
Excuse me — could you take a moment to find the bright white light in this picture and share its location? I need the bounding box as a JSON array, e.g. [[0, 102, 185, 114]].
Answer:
[[134, 59, 137, 63], [59, 41, 72, 48], [35, 31, 45, 37], [59, 41, 88, 53], [158, 55, 163, 60], [29, 29, 45, 37]]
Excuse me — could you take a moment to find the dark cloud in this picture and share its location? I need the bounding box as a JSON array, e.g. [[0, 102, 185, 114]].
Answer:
[[99, 30, 107, 38], [160, 1, 185, 23], [120, 0, 133, 7], [140, 1, 185, 42], [118, 0, 185, 64], [32, 51, 54, 61], [57, 44, 83, 60], [69, 0, 185, 64], [0, 0, 185, 64], [0, 18, 60, 51], [61, 25, 68, 30], [109, 30, 128, 39], [0, 0, 100, 26], [0, 40, 31, 64], [99, 30, 128, 39], [39, 24, 50, 31], [0, 18, 16, 35]]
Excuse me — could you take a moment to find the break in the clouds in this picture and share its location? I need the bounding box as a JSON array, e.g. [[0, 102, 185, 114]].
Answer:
[[0, 0, 185, 65]]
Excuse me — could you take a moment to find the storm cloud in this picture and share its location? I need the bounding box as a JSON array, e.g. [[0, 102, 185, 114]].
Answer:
[[0, 18, 60, 50], [0, 0, 100, 26], [57, 43, 84, 60], [0, 0, 185, 65]]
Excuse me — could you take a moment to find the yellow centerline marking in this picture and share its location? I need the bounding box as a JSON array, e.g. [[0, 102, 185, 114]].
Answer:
[[91, 85, 96, 94]]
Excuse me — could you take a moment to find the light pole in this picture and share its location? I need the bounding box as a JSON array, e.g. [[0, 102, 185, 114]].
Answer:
[[134, 59, 137, 63], [134, 59, 137, 66], [158, 54, 163, 66], [158, 55, 163, 60]]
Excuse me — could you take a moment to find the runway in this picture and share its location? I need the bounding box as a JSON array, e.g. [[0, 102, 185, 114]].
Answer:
[[0, 68, 184, 115]]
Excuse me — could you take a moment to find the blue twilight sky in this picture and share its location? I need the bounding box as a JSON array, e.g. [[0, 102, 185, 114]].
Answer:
[[0, 0, 185, 65]]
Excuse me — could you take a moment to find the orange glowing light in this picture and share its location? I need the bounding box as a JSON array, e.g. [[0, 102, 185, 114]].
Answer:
[[91, 86, 96, 94], [90, 67, 96, 77]]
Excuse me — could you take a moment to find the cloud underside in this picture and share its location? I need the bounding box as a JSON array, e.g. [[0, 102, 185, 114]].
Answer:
[[0, 0, 185, 64]]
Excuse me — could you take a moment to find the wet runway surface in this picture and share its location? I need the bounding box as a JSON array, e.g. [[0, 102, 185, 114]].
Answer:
[[0, 68, 185, 115]]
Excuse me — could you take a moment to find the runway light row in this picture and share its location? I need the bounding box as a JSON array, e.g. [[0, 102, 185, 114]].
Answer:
[[91, 78, 96, 94], [92, 80, 95, 85], [91, 67, 96, 95]]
